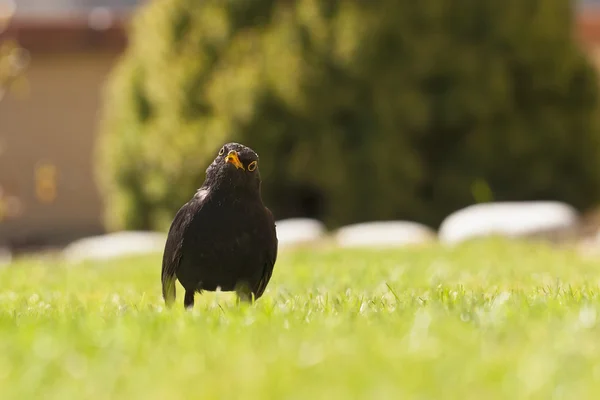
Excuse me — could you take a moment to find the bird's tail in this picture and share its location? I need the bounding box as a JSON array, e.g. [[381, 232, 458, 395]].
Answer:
[[161, 266, 177, 307]]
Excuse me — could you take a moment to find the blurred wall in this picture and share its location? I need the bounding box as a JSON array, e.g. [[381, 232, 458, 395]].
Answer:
[[579, 10, 600, 68], [0, 16, 127, 248]]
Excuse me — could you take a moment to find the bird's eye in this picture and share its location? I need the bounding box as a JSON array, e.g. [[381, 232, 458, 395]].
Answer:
[[218, 147, 225, 156], [248, 161, 257, 172]]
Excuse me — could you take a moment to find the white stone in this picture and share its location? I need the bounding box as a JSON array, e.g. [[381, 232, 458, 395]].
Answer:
[[334, 221, 436, 248], [275, 218, 327, 246], [438, 201, 580, 245], [62, 231, 167, 263]]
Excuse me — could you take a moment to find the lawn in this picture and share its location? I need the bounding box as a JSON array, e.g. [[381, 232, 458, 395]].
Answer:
[[1, 238, 600, 399]]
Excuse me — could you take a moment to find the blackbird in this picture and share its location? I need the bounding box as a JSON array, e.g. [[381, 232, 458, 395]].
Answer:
[[161, 142, 278, 309]]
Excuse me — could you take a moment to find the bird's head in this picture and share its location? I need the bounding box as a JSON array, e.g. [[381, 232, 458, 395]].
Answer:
[[205, 142, 262, 193]]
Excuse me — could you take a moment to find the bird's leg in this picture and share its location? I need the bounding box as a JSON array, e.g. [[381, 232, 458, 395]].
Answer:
[[236, 291, 253, 304], [183, 290, 195, 310], [234, 281, 255, 305]]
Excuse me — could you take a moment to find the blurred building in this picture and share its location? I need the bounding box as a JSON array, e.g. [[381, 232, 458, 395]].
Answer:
[[579, 6, 600, 65], [0, 1, 141, 249], [0, 0, 600, 250]]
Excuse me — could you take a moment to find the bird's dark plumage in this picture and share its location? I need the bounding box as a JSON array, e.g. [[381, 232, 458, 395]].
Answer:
[[161, 142, 278, 309]]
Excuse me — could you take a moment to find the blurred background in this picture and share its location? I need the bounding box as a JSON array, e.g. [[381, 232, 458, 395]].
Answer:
[[3, 0, 600, 256]]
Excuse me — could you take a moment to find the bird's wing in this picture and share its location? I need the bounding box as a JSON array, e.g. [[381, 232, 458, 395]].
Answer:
[[254, 207, 278, 299], [161, 196, 203, 305]]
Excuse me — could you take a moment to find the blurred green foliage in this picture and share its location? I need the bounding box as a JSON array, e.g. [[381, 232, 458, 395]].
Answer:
[[97, 0, 600, 231]]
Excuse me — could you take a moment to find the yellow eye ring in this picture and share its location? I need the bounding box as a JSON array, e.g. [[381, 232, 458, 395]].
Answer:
[[248, 161, 257, 172], [218, 147, 225, 156]]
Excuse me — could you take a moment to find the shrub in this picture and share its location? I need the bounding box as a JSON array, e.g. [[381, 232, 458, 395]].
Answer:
[[97, 0, 600, 231]]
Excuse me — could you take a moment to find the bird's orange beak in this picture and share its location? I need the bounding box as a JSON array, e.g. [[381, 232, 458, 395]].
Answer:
[[225, 150, 245, 170]]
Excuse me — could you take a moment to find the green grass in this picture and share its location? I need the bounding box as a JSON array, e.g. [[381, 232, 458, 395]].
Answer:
[[2, 238, 600, 399]]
